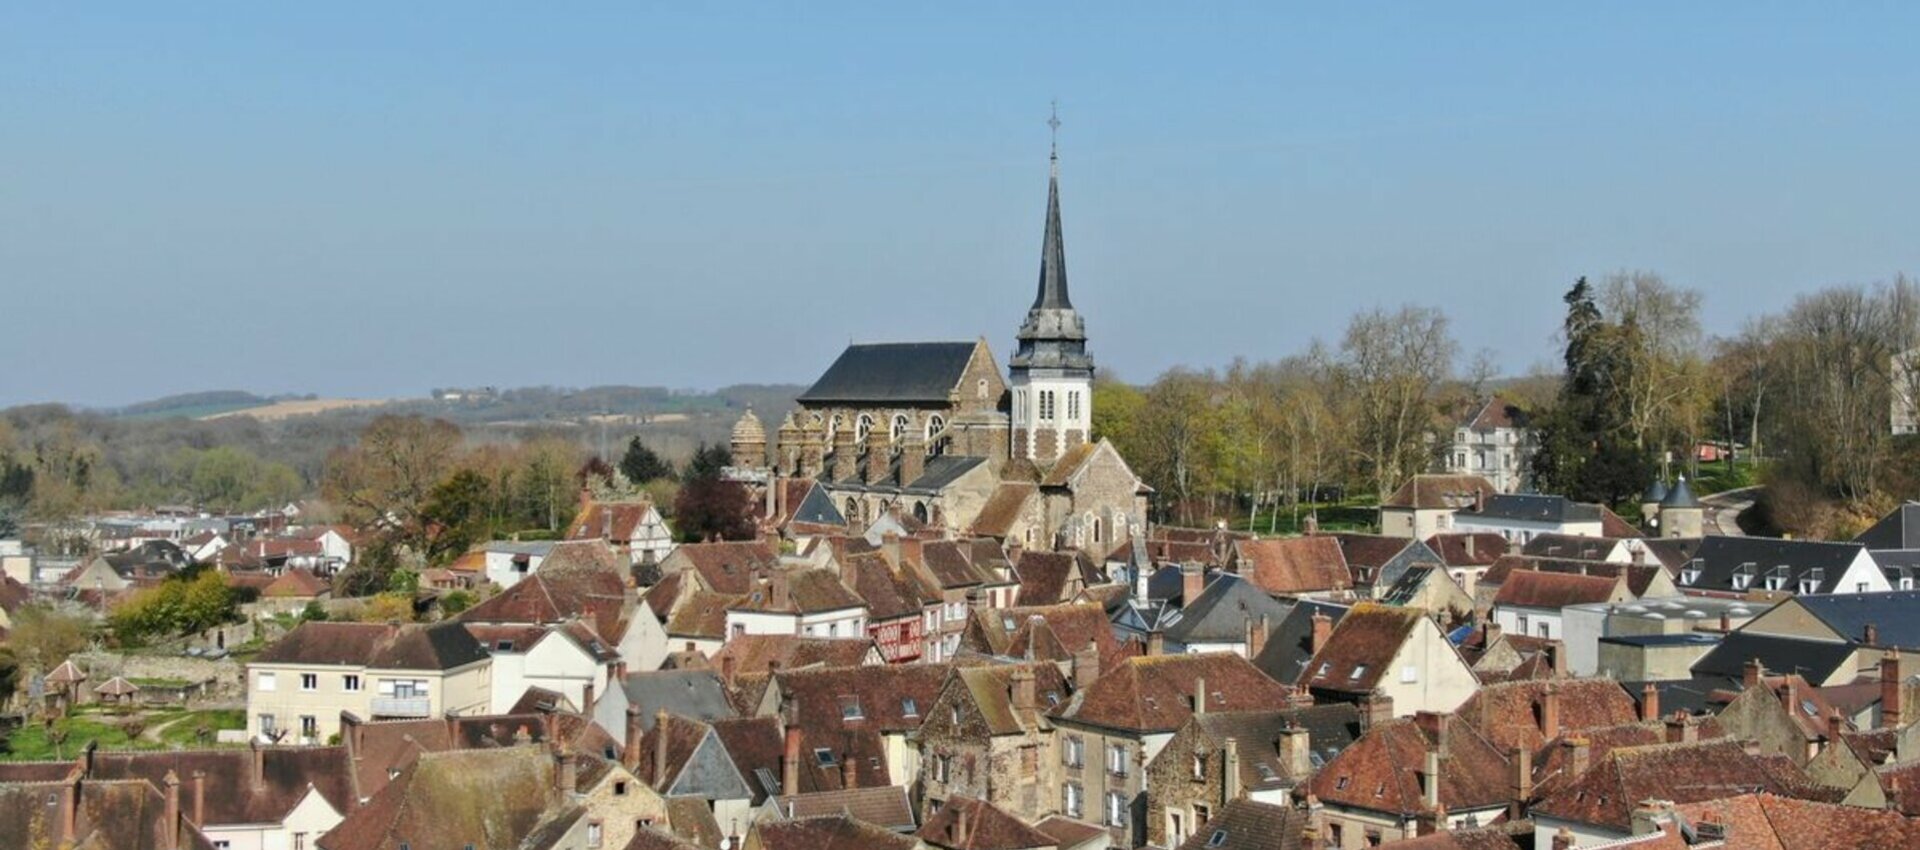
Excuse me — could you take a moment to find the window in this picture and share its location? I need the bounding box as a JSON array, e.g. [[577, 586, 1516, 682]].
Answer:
[[1063, 735, 1085, 768], [588, 821, 603, 848], [902, 698, 919, 717], [1536, 622, 1549, 638], [301, 673, 318, 691], [926, 415, 946, 444], [841, 697, 864, 720], [1107, 743, 1129, 777], [1516, 615, 1529, 634], [1105, 791, 1126, 827], [1064, 783, 1084, 818], [1349, 664, 1368, 681], [814, 749, 837, 766], [934, 754, 951, 782], [215, 843, 232, 850], [343, 675, 361, 692], [614, 781, 628, 796], [258, 714, 276, 734], [1068, 391, 1080, 421], [257, 673, 277, 692], [1191, 753, 1205, 780], [1400, 666, 1418, 684], [1732, 564, 1756, 591], [1040, 391, 1056, 422], [300, 716, 318, 739], [856, 414, 874, 442], [977, 379, 989, 400], [1194, 804, 1210, 827], [1206, 830, 1226, 848], [891, 414, 910, 444], [1334, 775, 1350, 791], [293, 834, 307, 850]]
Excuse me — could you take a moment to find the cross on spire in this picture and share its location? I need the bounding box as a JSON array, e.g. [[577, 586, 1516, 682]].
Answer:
[[1048, 100, 1061, 176]]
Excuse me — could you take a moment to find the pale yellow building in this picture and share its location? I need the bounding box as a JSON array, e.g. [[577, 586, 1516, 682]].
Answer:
[[246, 620, 492, 745]]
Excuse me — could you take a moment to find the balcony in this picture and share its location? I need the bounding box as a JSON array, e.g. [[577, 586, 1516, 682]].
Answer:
[[371, 696, 432, 717]]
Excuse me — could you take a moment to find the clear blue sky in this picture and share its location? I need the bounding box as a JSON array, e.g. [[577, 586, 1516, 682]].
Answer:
[[5, 4, 1918, 407]]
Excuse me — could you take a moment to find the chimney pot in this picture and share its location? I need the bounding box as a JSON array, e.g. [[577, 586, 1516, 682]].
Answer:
[[1640, 683, 1660, 723], [782, 724, 803, 796], [1883, 655, 1905, 728], [1310, 611, 1333, 656]]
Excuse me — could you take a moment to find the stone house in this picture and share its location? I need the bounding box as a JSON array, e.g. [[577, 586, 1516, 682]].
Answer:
[[1440, 397, 1534, 493], [1143, 704, 1360, 848], [245, 620, 492, 745], [753, 663, 952, 794], [1297, 604, 1480, 718], [913, 662, 1071, 821], [1305, 712, 1514, 848], [1377, 475, 1498, 540]]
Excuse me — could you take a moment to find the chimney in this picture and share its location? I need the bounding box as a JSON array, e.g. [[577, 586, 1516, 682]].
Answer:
[[1414, 711, 1451, 757], [1482, 621, 1501, 649], [882, 533, 902, 569], [624, 706, 644, 767], [1545, 640, 1568, 677], [1540, 688, 1561, 737], [954, 805, 972, 847], [59, 769, 79, 844], [841, 751, 857, 789], [1866, 623, 1880, 647], [1310, 611, 1333, 656], [1303, 513, 1320, 536], [770, 569, 790, 611], [249, 739, 265, 791], [1665, 712, 1698, 744], [583, 680, 596, 714], [655, 709, 672, 786], [1640, 683, 1660, 723], [1420, 749, 1441, 809], [1223, 738, 1242, 803], [1565, 736, 1591, 779], [1147, 629, 1166, 656], [1011, 666, 1037, 712], [1827, 709, 1846, 744], [968, 587, 988, 612], [1884, 655, 1905, 728], [722, 654, 737, 686], [1414, 803, 1446, 837], [1744, 658, 1764, 688], [1630, 800, 1677, 837], [1359, 691, 1394, 731], [782, 724, 803, 795], [1509, 746, 1532, 820], [1073, 640, 1101, 688], [1552, 825, 1575, 850], [1194, 677, 1208, 716], [1182, 563, 1205, 608], [559, 747, 578, 795], [1719, 612, 1732, 634], [1465, 534, 1476, 559], [1278, 723, 1312, 778], [162, 770, 180, 850], [191, 770, 205, 827], [1247, 614, 1269, 659]]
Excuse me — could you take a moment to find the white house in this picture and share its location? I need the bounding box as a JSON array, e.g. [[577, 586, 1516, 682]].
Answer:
[[1490, 571, 1633, 641], [1451, 493, 1607, 544], [471, 622, 620, 714], [481, 541, 556, 589], [1442, 397, 1536, 493], [722, 568, 868, 640]]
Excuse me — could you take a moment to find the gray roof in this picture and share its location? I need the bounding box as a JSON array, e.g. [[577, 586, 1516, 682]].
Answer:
[[1250, 600, 1350, 685], [1162, 574, 1292, 644], [485, 541, 557, 556], [1377, 565, 1440, 607], [905, 455, 988, 493], [790, 484, 846, 527], [1856, 503, 1920, 550], [1661, 476, 1701, 509], [1461, 494, 1603, 524], [1677, 536, 1866, 594], [618, 670, 736, 730], [797, 342, 977, 404], [1792, 590, 1920, 648], [1690, 631, 1856, 684], [1598, 633, 1721, 648]]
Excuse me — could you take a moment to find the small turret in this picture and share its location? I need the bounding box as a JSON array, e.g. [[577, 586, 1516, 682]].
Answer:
[[1658, 475, 1704, 538]]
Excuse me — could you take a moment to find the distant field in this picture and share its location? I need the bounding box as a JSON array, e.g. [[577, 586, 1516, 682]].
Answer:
[[201, 398, 393, 421]]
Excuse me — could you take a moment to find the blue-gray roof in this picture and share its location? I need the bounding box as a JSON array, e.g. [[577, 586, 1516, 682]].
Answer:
[[1691, 631, 1856, 684], [790, 483, 846, 527], [1791, 590, 1920, 648], [1599, 633, 1721, 648], [1462, 494, 1603, 524], [1162, 574, 1292, 644], [1856, 503, 1920, 551], [1677, 536, 1866, 595], [797, 342, 978, 404]]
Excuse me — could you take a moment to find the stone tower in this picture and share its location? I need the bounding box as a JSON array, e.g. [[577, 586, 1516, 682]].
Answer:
[[1659, 475, 1705, 538], [730, 408, 767, 471], [1008, 138, 1094, 464]]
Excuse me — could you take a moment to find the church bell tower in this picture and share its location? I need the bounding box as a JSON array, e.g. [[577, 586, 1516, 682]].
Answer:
[[1009, 110, 1094, 464]]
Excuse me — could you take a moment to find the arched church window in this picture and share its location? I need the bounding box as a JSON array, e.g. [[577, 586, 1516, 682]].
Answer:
[[913, 502, 929, 524], [1068, 391, 1081, 421], [846, 498, 859, 520], [1090, 514, 1102, 545], [891, 414, 910, 444], [856, 414, 874, 443], [926, 415, 946, 444], [827, 413, 842, 443], [977, 378, 990, 400]]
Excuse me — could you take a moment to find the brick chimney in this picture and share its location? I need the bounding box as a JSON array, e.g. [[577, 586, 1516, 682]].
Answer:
[[1826, 709, 1847, 744], [1011, 666, 1037, 712], [1509, 745, 1532, 820], [721, 654, 737, 686], [841, 751, 857, 789], [1883, 654, 1905, 728], [162, 770, 180, 850], [1147, 629, 1166, 656], [191, 770, 205, 828], [1744, 658, 1764, 688], [1247, 614, 1269, 659], [1545, 639, 1568, 677], [623, 706, 643, 768], [1182, 563, 1205, 608], [1539, 688, 1562, 737], [782, 723, 803, 795], [770, 569, 790, 611], [559, 747, 578, 795], [1564, 736, 1590, 779], [249, 739, 265, 791], [1414, 711, 1451, 757], [1073, 640, 1101, 688], [583, 680, 596, 714], [1665, 712, 1697, 744], [1223, 737, 1242, 802], [1640, 683, 1660, 723], [1419, 749, 1441, 809], [654, 709, 672, 786], [1359, 691, 1394, 731], [1310, 611, 1333, 657], [1278, 722, 1311, 778], [1414, 802, 1446, 837]]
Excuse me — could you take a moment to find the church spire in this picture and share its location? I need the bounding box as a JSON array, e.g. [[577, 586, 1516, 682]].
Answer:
[[1035, 103, 1071, 311]]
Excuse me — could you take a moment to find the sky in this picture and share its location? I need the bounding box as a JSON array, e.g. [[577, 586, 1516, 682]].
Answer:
[[4, 4, 1919, 408]]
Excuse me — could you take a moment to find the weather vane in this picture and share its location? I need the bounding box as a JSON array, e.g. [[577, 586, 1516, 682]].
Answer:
[[1049, 100, 1061, 174]]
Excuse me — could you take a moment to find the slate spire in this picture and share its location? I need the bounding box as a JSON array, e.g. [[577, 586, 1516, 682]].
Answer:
[[1033, 149, 1071, 311]]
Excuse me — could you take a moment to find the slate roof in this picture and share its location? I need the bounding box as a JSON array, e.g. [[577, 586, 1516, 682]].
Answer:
[[254, 620, 488, 670], [798, 342, 980, 404], [1520, 534, 1623, 561], [1790, 590, 1920, 648], [903, 455, 990, 494], [1459, 493, 1603, 524], [918, 795, 1054, 850], [1250, 600, 1350, 685], [1162, 573, 1293, 645], [1689, 632, 1858, 685], [1053, 652, 1292, 734], [1856, 502, 1920, 550], [1678, 536, 1867, 595], [1377, 565, 1446, 607], [617, 671, 737, 729], [1186, 704, 1362, 790]]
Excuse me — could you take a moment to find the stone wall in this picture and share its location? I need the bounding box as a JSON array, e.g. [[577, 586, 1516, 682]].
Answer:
[[72, 651, 245, 702]]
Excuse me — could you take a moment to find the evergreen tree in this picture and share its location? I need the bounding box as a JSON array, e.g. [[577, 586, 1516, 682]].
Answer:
[[1531, 278, 1655, 507], [618, 437, 675, 484], [682, 443, 734, 485]]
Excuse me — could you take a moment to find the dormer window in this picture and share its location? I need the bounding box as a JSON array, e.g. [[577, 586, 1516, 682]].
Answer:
[[1680, 567, 1701, 586], [1799, 568, 1824, 595], [1763, 566, 1789, 592], [1732, 564, 1755, 591]]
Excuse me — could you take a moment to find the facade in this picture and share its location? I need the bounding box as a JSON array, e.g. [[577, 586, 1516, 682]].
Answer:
[[1449, 494, 1607, 543], [245, 621, 492, 744], [913, 662, 1070, 822], [1298, 604, 1480, 717], [1441, 397, 1534, 493], [1378, 476, 1498, 540]]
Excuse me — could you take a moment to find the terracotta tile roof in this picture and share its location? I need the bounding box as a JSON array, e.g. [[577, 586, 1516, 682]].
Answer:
[[633, 713, 714, 789], [1675, 791, 1920, 850], [917, 539, 992, 589], [1491, 570, 1624, 609], [1384, 827, 1526, 850], [459, 562, 633, 643], [262, 567, 329, 598], [0, 778, 216, 850], [774, 664, 950, 736], [843, 551, 936, 621], [666, 590, 746, 639], [253, 620, 488, 670], [1307, 715, 1513, 815], [1453, 679, 1641, 756], [955, 662, 1072, 735], [731, 568, 865, 615], [1232, 536, 1352, 597], [1013, 550, 1080, 605], [673, 541, 782, 594], [1526, 718, 1727, 801], [1464, 397, 1529, 431], [710, 635, 876, 676], [1171, 799, 1307, 850], [710, 715, 787, 803], [1380, 475, 1497, 510], [1330, 533, 1419, 570], [1297, 603, 1430, 693], [918, 795, 1054, 850], [974, 602, 1121, 667], [566, 499, 660, 542], [969, 483, 1037, 538], [1031, 816, 1104, 850], [317, 745, 570, 850], [622, 827, 705, 850], [751, 813, 920, 850], [1054, 652, 1292, 733], [1187, 705, 1363, 791], [1598, 508, 1643, 538], [1423, 533, 1508, 567], [61, 745, 355, 830], [1532, 739, 1818, 833]]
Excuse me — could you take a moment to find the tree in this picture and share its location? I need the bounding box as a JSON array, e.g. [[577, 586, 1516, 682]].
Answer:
[[1531, 278, 1655, 507], [419, 468, 494, 564], [109, 569, 237, 644], [321, 415, 463, 544], [619, 437, 675, 484], [359, 592, 416, 623], [681, 443, 734, 485], [1339, 305, 1457, 499], [1599, 271, 1707, 455], [672, 477, 757, 542], [9, 605, 92, 673]]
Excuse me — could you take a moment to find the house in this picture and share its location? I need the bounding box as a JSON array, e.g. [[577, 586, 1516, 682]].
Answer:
[[1422, 532, 1507, 597], [841, 549, 938, 663], [1144, 704, 1360, 847], [1452, 678, 1643, 758], [1297, 603, 1479, 717], [1520, 534, 1635, 563], [632, 711, 757, 835], [661, 540, 783, 595], [724, 567, 868, 640], [917, 796, 1057, 850], [1229, 536, 1354, 601], [1529, 739, 1817, 847], [1490, 571, 1634, 641], [481, 540, 557, 589], [1441, 397, 1534, 494], [1561, 595, 1756, 678], [246, 620, 492, 744], [744, 814, 924, 850], [1375, 564, 1474, 625], [460, 561, 671, 677], [1158, 573, 1293, 656], [1672, 792, 1920, 850], [962, 601, 1125, 672], [1714, 661, 1852, 766], [1378, 475, 1498, 540], [468, 622, 620, 714], [1249, 600, 1350, 686], [1669, 536, 1889, 598], [1173, 799, 1312, 850], [914, 661, 1070, 821], [765, 786, 919, 832], [754, 663, 951, 794], [1450, 494, 1607, 543], [0, 772, 214, 849], [1305, 711, 1514, 846], [1329, 534, 1439, 598], [568, 498, 676, 568], [593, 670, 737, 745], [1047, 652, 1295, 847], [889, 537, 1018, 662]]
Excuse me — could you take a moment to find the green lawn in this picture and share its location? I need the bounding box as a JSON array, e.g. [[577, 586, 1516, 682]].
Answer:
[[1233, 498, 1377, 535], [1689, 458, 1763, 496], [1, 708, 247, 761]]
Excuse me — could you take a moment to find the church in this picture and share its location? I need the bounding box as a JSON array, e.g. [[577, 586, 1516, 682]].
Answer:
[[729, 142, 1149, 554]]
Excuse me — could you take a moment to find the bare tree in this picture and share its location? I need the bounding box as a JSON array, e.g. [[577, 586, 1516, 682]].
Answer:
[[1339, 305, 1457, 499], [1599, 271, 1706, 454]]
